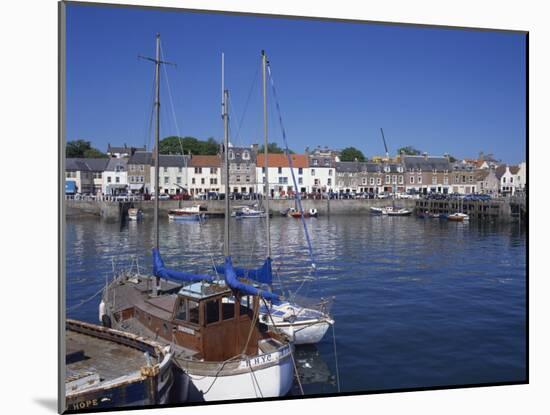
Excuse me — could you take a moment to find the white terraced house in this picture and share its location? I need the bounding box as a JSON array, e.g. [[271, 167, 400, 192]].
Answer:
[[256, 153, 309, 197], [150, 154, 190, 195], [102, 158, 129, 195]]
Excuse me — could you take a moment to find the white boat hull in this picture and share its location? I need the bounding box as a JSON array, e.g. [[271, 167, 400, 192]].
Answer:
[[183, 345, 294, 401], [268, 319, 332, 345]]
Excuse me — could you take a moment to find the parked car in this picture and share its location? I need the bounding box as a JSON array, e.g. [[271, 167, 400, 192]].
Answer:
[[151, 193, 170, 200], [170, 193, 190, 200]]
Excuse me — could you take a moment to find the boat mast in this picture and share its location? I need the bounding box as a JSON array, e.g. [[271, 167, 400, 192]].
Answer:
[[154, 34, 161, 255], [262, 50, 272, 259], [222, 54, 230, 258]]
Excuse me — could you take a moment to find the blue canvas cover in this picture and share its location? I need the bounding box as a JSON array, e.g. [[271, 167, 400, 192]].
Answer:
[[152, 248, 214, 283], [214, 257, 273, 285], [224, 256, 278, 301]]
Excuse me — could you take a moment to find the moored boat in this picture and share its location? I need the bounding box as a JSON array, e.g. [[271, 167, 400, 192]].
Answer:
[[65, 319, 175, 412], [287, 207, 318, 218], [371, 206, 412, 216], [233, 206, 267, 219], [128, 208, 143, 221], [168, 205, 206, 221], [448, 212, 469, 222], [101, 43, 295, 403]]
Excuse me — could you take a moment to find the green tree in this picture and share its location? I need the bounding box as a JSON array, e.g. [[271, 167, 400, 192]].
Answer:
[[159, 136, 219, 155], [66, 139, 108, 158], [397, 146, 421, 156], [258, 142, 294, 154], [340, 147, 366, 162]]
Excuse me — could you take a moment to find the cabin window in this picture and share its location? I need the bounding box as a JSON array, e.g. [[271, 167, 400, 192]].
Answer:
[[222, 297, 235, 320], [176, 299, 187, 320], [206, 299, 220, 325], [240, 296, 252, 315], [188, 300, 200, 324]]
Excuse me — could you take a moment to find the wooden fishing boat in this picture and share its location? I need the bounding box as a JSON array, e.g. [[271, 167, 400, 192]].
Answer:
[[65, 319, 175, 412], [371, 206, 411, 216], [101, 42, 295, 402]]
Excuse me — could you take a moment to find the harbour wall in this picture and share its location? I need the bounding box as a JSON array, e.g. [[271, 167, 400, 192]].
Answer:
[[65, 198, 523, 223], [66, 199, 416, 221]]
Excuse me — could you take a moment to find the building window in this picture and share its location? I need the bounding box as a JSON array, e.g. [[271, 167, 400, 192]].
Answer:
[[178, 167, 182, 173], [311, 169, 315, 176], [115, 177, 120, 183], [164, 177, 168, 184], [444, 177, 449, 185], [175, 177, 180, 184], [362, 178, 367, 185], [329, 169, 333, 176], [210, 178, 217, 185], [462, 175, 466, 183], [236, 176, 241, 182], [432, 176, 437, 185], [298, 168, 303, 175], [228, 150, 234, 160], [392, 175, 397, 184], [328, 178, 332, 186], [192, 178, 195, 184], [385, 175, 390, 184], [246, 176, 250, 182], [278, 167, 282, 174], [278, 177, 288, 184], [210, 167, 217, 174], [164, 167, 168, 173], [313, 159, 318, 166], [469, 176, 474, 183], [201, 178, 205, 185], [140, 165, 144, 172], [107, 176, 111, 183], [377, 178, 382, 185], [298, 177, 303, 185], [314, 179, 320, 186], [195, 167, 202, 174], [370, 177, 375, 185], [242, 150, 250, 160], [399, 176, 404, 184], [418, 176, 422, 184]]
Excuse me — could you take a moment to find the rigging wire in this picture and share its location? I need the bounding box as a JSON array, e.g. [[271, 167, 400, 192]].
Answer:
[[266, 61, 317, 298]]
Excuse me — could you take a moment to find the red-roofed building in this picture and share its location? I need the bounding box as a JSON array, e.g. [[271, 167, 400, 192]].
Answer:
[[255, 153, 311, 196], [187, 155, 222, 196]]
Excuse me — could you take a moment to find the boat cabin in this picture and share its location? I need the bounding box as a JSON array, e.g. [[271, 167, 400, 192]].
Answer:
[[131, 281, 268, 362]]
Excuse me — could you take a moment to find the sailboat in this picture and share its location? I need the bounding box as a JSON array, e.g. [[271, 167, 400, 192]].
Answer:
[[214, 51, 334, 345], [100, 36, 294, 402]]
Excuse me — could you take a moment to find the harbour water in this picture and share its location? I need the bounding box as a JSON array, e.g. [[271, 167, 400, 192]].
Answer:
[[66, 215, 526, 397]]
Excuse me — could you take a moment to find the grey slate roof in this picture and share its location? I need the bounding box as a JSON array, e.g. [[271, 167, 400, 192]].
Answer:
[[105, 158, 129, 171], [66, 158, 109, 172], [335, 161, 364, 173], [403, 155, 450, 171], [157, 154, 190, 167], [128, 151, 152, 165]]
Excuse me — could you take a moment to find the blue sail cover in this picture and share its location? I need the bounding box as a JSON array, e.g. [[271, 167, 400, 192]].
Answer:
[[152, 248, 214, 283], [224, 256, 278, 301], [214, 257, 273, 285]]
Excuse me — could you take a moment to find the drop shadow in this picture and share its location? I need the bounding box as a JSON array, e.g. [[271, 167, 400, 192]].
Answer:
[[34, 398, 58, 413]]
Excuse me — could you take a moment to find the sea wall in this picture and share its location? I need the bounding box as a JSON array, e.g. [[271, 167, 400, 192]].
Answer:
[[65, 198, 417, 221]]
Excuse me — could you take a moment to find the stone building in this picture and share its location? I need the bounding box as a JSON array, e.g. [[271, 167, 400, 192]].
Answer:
[[403, 154, 452, 194], [127, 151, 152, 194]]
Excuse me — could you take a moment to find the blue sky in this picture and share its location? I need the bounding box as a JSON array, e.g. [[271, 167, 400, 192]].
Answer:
[[66, 3, 526, 163]]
